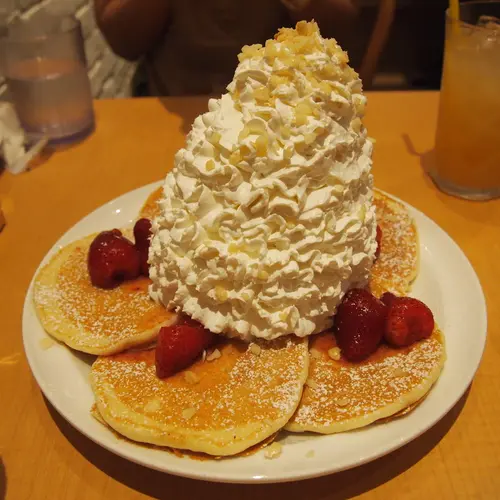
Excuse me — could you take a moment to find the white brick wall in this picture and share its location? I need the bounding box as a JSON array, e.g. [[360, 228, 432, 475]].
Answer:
[[0, 0, 136, 100]]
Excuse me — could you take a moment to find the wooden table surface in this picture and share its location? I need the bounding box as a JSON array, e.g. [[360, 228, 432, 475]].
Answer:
[[1, 92, 499, 499]]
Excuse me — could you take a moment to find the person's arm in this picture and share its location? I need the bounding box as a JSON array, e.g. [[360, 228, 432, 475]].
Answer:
[[94, 0, 170, 61], [282, 0, 358, 32]]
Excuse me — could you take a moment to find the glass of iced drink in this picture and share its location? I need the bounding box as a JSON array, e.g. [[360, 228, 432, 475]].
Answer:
[[432, 1, 500, 200], [1, 11, 94, 145]]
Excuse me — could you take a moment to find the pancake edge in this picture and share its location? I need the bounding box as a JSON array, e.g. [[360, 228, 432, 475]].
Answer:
[[285, 330, 446, 434], [33, 234, 175, 355], [90, 339, 310, 456]]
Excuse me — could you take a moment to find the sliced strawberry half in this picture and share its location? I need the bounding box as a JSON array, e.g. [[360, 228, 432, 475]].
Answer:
[[155, 321, 216, 378], [334, 288, 387, 362], [87, 230, 140, 289], [384, 296, 434, 347]]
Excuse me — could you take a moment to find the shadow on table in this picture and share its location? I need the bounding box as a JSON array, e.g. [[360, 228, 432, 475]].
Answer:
[[401, 133, 436, 186], [45, 386, 470, 500], [0, 457, 6, 500], [158, 96, 210, 136]]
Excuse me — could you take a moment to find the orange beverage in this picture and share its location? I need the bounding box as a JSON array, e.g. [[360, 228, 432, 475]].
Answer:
[[433, 1, 500, 200]]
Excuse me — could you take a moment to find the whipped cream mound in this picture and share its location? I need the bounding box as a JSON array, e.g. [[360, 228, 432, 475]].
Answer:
[[149, 21, 377, 341]]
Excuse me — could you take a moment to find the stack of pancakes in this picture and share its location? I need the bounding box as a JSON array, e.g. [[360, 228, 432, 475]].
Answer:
[[33, 188, 445, 457]]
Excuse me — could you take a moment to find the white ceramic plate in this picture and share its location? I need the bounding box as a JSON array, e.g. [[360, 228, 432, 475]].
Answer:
[[23, 182, 487, 484]]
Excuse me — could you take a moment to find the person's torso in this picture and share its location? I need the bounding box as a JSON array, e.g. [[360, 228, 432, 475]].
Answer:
[[147, 0, 291, 95]]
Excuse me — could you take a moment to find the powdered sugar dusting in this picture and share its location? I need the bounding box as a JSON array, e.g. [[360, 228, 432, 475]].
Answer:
[[290, 329, 444, 427], [35, 239, 174, 345], [370, 192, 418, 297], [92, 337, 308, 432]]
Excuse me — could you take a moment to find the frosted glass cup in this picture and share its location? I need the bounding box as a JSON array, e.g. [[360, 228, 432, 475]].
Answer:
[[1, 12, 94, 145], [432, 1, 500, 200]]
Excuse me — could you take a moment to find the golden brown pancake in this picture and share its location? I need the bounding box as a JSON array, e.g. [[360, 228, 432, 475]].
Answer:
[[33, 234, 175, 355], [91, 337, 309, 456], [370, 190, 419, 297], [286, 328, 445, 433], [90, 402, 279, 460]]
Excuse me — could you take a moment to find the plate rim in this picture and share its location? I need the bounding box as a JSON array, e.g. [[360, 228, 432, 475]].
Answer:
[[22, 182, 488, 484]]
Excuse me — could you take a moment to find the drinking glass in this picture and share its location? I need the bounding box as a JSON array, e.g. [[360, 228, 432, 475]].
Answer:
[[432, 1, 500, 200], [1, 11, 94, 145]]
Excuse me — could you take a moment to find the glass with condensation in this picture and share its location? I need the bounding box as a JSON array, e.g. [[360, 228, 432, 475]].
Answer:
[[1, 11, 94, 145], [432, 1, 500, 200]]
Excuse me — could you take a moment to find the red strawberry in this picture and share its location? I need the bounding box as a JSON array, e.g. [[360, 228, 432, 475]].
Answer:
[[334, 288, 387, 362], [155, 323, 216, 378], [177, 315, 202, 327], [380, 291, 397, 307], [133, 218, 152, 276], [384, 297, 434, 347], [134, 218, 152, 248], [88, 230, 140, 289], [375, 225, 382, 259]]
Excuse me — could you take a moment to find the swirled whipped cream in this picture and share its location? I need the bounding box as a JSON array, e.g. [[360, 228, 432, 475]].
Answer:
[[150, 21, 377, 341]]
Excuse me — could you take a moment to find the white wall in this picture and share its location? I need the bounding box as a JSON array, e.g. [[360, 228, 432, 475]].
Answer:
[[0, 0, 137, 99]]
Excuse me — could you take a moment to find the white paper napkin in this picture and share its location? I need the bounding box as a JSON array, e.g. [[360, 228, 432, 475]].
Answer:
[[0, 103, 47, 175]]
